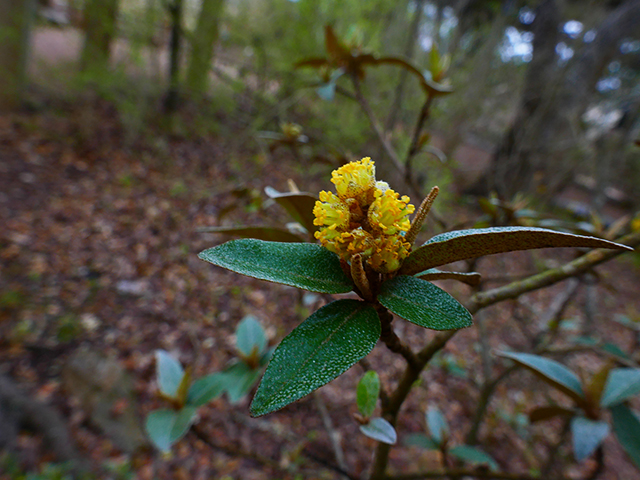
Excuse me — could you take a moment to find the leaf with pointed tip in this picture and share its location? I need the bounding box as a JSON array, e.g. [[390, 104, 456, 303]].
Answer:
[[324, 25, 349, 63], [222, 361, 262, 404], [187, 373, 225, 407], [404, 433, 439, 450], [357, 371, 380, 418], [236, 315, 267, 357], [611, 403, 640, 469], [449, 445, 499, 471], [199, 239, 354, 294], [601, 369, 640, 407], [426, 406, 449, 445], [264, 187, 318, 234], [529, 405, 575, 423], [197, 226, 304, 243], [416, 268, 482, 286], [378, 276, 472, 331], [250, 300, 380, 416], [360, 417, 397, 444], [497, 352, 585, 404], [156, 350, 185, 399], [400, 227, 632, 276], [145, 407, 197, 452], [571, 416, 610, 461]]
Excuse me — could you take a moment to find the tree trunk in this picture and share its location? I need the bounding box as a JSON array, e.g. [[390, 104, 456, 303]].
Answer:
[[0, 0, 35, 110], [476, 0, 640, 199], [80, 0, 120, 72], [485, 0, 562, 198], [164, 0, 183, 113], [185, 0, 225, 96]]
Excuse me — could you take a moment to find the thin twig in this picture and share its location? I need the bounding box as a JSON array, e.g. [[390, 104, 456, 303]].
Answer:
[[404, 95, 434, 186], [384, 469, 569, 480], [314, 392, 349, 479]]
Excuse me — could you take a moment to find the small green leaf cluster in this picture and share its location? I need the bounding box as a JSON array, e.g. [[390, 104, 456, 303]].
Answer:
[[500, 351, 640, 467], [145, 316, 271, 452], [355, 371, 396, 445], [405, 406, 498, 471]]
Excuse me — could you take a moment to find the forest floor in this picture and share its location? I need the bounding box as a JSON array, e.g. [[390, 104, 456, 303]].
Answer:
[[1, 28, 640, 480]]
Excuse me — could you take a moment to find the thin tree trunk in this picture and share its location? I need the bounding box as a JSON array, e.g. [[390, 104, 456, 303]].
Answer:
[[164, 0, 183, 113], [186, 0, 225, 96], [0, 0, 35, 110], [80, 0, 120, 72]]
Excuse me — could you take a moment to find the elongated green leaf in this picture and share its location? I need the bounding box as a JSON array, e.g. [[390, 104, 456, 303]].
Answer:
[[400, 227, 632, 276], [156, 350, 185, 398], [449, 445, 499, 471], [146, 409, 177, 452], [145, 407, 197, 452], [571, 416, 609, 461], [222, 362, 262, 404], [404, 433, 439, 450], [264, 188, 318, 235], [236, 315, 267, 357], [198, 226, 304, 243], [250, 300, 380, 416], [416, 268, 482, 286], [357, 371, 380, 418], [601, 369, 640, 407], [359, 417, 397, 444], [497, 352, 585, 404], [611, 403, 640, 469], [426, 406, 449, 445], [529, 405, 575, 423], [187, 373, 225, 407], [378, 276, 472, 331], [199, 239, 354, 294]]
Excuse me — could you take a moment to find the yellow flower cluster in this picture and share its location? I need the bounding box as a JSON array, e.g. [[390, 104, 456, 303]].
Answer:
[[313, 158, 415, 273]]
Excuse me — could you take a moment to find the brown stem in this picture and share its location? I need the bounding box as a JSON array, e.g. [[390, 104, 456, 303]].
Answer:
[[376, 304, 420, 369], [405, 95, 434, 186]]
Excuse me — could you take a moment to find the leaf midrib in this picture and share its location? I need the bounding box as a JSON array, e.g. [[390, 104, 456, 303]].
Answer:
[[261, 304, 368, 408]]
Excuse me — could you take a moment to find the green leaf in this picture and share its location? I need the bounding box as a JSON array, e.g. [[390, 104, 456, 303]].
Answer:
[[404, 433, 439, 450], [222, 362, 262, 404], [449, 445, 499, 471], [571, 416, 609, 461], [400, 227, 632, 276], [187, 373, 225, 407], [145, 407, 197, 452], [198, 226, 305, 243], [426, 406, 449, 445], [156, 350, 185, 398], [497, 352, 585, 404], [601, 369, 640, 407], [199, 239, 354, 294], [529, 405, 575, 423], [357, 371, 380, 418], [236, 315, 267, 357], [360, 417, 397, 444], [416, 268, 482, 287], [264, 188, 318, 235], [378, 276, 472, 331], [611, 403, 640, 469], [250, 300, 380, 416]]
